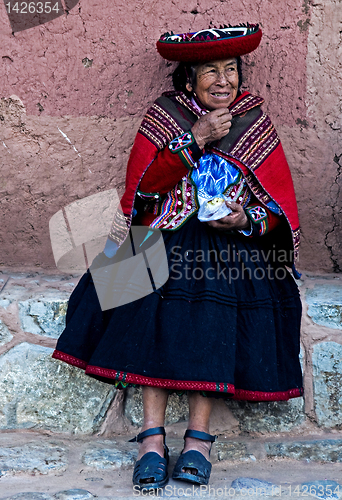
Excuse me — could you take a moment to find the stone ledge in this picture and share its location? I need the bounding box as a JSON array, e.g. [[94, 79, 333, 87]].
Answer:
[[265, 438, 342, 462], [0, 343, 116, 434], [0, 442, 67, 476], [0, 271, 342, 435], [306, 284, 342, 330]]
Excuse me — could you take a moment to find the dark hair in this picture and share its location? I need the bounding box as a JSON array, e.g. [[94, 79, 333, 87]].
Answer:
[[172, 57, 243, 97]]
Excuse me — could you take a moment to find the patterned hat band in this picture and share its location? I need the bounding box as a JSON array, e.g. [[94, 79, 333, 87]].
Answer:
[[156, 24, 262, 63]]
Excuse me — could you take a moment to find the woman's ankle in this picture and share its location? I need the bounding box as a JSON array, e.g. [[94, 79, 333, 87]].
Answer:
[[136, 433, 165, 460], [182, 436, 211, 459]]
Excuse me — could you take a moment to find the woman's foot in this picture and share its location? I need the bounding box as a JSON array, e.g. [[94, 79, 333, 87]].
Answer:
[[172, 429, 216, 485], [181, 433, 211, 474], [179, 392, 214, 477], [136, 387, 169, 474], [136, 432, 165, 461], [131, 427, 169, 489]]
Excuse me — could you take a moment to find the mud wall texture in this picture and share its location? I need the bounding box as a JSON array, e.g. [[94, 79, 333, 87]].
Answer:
[[0, 0, 340, 272]]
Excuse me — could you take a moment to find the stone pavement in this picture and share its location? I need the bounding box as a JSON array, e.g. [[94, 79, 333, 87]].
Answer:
[[1, 431, 342, 499]]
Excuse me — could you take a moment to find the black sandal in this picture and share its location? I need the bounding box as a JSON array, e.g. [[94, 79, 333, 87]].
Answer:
[[129, 426, 169, 490], [172, 429, 216, 485]]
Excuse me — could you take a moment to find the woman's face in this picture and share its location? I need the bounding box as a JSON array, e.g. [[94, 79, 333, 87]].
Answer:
[[190, 58, 239, 110]]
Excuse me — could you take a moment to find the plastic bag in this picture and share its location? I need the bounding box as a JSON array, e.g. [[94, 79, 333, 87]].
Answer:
[[198, 195, 232, 222]]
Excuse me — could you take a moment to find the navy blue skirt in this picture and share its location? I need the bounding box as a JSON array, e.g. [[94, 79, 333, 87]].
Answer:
[[53, 217, 303, 401]]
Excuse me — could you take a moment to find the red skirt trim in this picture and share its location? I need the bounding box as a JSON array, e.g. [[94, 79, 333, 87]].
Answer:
[[52, 350, 88, 370], [233, 388, 303, 401], [52, 350, 303, 401]]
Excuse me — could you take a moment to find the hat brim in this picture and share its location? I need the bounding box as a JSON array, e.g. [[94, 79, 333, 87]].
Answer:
[[156, 29, 262, 63]]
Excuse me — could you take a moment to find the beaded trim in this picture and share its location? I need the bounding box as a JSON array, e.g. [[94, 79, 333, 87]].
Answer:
[[245, 205, 268, 224], [149, 173, 199, 230], [169, 131, 194, 152]]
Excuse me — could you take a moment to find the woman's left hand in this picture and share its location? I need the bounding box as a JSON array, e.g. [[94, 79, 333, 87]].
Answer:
[[207, 201, 250, 231]]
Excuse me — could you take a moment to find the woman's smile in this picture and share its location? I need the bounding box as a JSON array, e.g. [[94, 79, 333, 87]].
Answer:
[[193, 58, 239, 110], [210, 92, 231, 98]]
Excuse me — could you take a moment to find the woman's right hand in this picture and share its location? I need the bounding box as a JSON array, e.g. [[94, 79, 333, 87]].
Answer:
[[191, 109, 233, 149]]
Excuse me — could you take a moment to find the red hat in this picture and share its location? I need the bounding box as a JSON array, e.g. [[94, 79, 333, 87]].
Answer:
[[156, 24, 262, 63]]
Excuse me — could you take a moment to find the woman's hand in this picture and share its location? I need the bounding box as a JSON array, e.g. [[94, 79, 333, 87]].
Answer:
[[206, 201, 250, 231], [191, 109, 233, 149]]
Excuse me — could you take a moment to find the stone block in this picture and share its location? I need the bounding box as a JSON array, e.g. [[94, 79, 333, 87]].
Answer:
[[0, 343, 116, 433], [215, 442, 255, 462], [54, 490, 94, 500], [306, 284, 342, 330], [265, 439, 342, 462], [231, 478, 280, 496], [225, 397, 305, 433], [0, 298, 11, 309], [312, 342, 342, 427], [18, 299, 68, 338], [0, 442, 67, 476], [82, 442, 137, 470], [124, 387, 189, 427], [0, 319, 13, 346]]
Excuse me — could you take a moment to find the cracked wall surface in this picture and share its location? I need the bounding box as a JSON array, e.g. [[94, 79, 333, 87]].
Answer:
[[292, 0, 342, 272], [0, 0, 340, 271]]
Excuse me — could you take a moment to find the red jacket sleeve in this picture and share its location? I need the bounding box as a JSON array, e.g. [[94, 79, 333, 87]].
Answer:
[[242, 199, 282, 237], [138, 145, 190, 195]]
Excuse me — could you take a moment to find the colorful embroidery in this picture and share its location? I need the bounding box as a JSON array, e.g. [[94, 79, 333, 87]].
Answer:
[[230, 112, 279, 171], [210, 146, 300, 253], [230, 93, 264, 116], [169, 132, 194, 152], [175, 92, 264, 122], [159, 24, 259, 44], [139, 103, 183, 150], [259, 217, 269, 235], [108, 210, 131, 246], [293, 227, 300, 261], [245, 205, 268, 224], [177, 146, 198, 169], [157, 24, 262, 64], [137, 190, 160, 200], [137, 95, 279, 236], [150, 174, 199, 230]]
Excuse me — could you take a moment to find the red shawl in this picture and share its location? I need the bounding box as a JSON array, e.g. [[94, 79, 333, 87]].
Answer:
[[109, 91, 300, 262]]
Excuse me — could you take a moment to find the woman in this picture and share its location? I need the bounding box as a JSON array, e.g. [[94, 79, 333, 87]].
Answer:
[[53, 24, 303, 490]]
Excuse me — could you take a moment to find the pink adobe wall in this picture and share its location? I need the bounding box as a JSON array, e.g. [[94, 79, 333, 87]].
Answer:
[[0, 0, 307, 122], [0, 0, 341, 272]]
